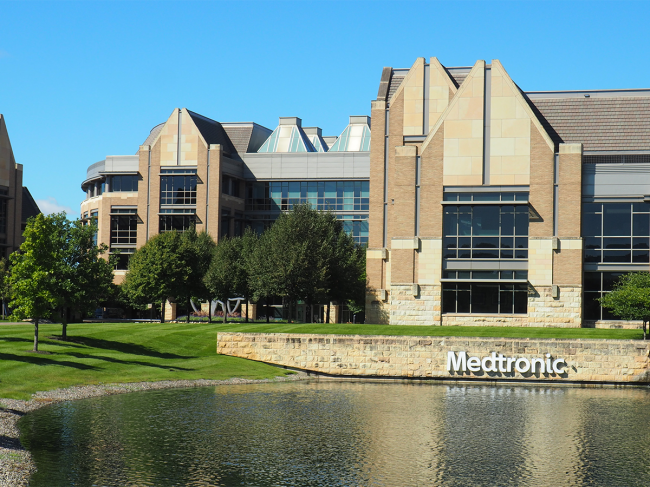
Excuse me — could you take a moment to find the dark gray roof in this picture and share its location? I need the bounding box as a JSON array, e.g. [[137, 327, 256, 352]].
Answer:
[[187, 110, 236, 156], [530, 96, 650, 151], [222, 125, 253, 155], [21, 187, 40, 223]]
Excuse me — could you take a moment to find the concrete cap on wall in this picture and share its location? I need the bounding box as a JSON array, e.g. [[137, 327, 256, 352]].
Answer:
[[279, 117, 302, 127], [350, 115, 370, 125], [303, 127, 322, 136]]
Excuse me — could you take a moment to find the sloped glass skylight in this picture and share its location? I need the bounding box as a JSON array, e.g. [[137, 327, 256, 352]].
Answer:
[[257, 117, 316, 153], [303, 127, 328, 152], [328, 116, 371, 152]]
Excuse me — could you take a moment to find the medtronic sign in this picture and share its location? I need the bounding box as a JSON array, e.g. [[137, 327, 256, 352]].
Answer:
[[447, 351, 567, 375]]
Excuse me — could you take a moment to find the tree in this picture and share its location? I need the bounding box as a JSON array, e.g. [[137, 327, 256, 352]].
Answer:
[[8, 213, 115, 348], [122, 231, 191, 323], [599, 272, 650, 340], [182, 229, 217, 322], [9, 214, 67, 351], [248, 204, 363, 323], [0, 258, 11, 319], [57, 218, 115, 339], [204, 237, 241, 323]]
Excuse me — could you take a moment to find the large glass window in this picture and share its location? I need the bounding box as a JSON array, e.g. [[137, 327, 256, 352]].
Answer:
[[221, 209, 231, 238], [108, 175, 139, 192], [160, 175, 197, 205], [442, 282, 528, 314], [583, 271, 627, 321], [583, 203, 650, 263], [0, 198, 6, 235], [245, 180, 369, 212], [443, 204, 529, 259], [222, 175, 242, 198], [90, 210, 98, 246], [110, 214, 137, 245], [159, 214, 196, 233]]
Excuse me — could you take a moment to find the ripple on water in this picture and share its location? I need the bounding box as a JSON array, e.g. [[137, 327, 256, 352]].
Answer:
[[18, 382, 650, 487]]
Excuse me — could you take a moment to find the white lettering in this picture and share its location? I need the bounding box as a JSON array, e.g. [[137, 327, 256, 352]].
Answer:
[[446, 351, 567, 375], [481, 352, 498, 372], [531, 358, 546, 373], [447, 351, 467, 372], [515, 357, 531, 373], [467, 356, 481, 372], [552, 358, 566, 374]]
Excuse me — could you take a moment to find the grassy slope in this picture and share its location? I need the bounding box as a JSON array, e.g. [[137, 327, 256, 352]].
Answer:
[[217, 322, 645, 340], [0, 322, 294, 400], [1, 321, 643, 400]]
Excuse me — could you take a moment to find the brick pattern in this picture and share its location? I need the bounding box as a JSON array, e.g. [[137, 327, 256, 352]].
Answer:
[[217, 332, 650, 383], [391, 147, 416, 237], [558, 146, 582, 237], [419, 127, 444, 238], [553, 248, 583, 286], [390, 284, 440, 325], [386, 91, 405, 243], [528, 286, 581, 327], [390, 249, 414, 284], [529, 121, 554, 238], [368, 101, 386, 249]]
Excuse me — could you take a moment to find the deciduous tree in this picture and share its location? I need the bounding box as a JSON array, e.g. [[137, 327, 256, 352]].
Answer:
[[599, 272, 650, 339]]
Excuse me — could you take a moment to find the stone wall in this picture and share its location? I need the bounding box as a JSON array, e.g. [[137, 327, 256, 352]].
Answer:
[[389, 284, 440, 325], [217, 332, 650, 384]]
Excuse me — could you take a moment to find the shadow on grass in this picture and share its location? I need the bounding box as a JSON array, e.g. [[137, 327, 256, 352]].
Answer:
[[65, 352, 193, 371], [55, 336, 195, 360], [0, 337, 33, 343], [0, 406, 25, 416], [0, 352, 99, 370]]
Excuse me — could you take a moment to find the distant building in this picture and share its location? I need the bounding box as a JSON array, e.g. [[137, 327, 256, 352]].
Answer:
[[0, 114, 40, 258], [80, 110, 370, 289]]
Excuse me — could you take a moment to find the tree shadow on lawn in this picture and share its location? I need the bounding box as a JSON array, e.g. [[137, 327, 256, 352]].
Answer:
[[0, 352, 99, 370], [64, 352, 193, 371], [0, 337, 86, 349], [0, 434, 23, 451], [55, 336, 195, 360]]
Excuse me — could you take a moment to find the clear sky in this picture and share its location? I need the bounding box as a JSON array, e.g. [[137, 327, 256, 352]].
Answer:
[[1, 0, 649, 217]]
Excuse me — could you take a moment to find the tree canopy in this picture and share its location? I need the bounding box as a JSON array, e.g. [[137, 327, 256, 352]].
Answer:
[[9, 213, 114, 350], [599, 272, 650, 339]]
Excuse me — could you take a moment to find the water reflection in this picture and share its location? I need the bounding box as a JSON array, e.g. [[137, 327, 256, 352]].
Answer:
[[19, 382, 650, 486]]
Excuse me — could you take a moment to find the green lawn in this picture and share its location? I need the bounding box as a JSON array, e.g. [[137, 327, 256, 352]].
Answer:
[[0, 322, 295, 400], [217, 322, 645, 340], [1, 321, 644, 400]]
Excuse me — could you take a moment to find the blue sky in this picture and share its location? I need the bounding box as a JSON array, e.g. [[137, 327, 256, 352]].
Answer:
[[1, 0, 649, 217]]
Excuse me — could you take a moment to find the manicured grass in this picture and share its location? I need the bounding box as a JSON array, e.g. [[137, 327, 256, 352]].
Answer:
[[216, 322, 645, 340], [0, 322, 295, 400]]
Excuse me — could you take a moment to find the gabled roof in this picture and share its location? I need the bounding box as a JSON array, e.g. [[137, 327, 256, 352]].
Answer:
[[186, 110, 236, 156], [21, 187, 40, 223]]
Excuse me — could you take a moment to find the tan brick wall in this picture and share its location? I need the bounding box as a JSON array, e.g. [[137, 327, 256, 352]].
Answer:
[[386, 91, 404, 243], [390, 248, 414, 284], [558, 143, 583, 238], [554, 248, 583, 286], [390, 284, 440, 325], [136, 145, 151, 246], [529, 121, 554, 238], [368, 101, 386, 249], [206, 146, 221, 240], [217, 332, 650, 383], [391, 146, 416, 237], [419, 126, 444, 238], [195, 141, 208, 234]]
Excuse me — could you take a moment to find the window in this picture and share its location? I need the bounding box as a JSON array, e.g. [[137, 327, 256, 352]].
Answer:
[[110, 214, 137, 245], [221, 209, 231, 238], [583, 272, 627, 321], [234, 212, 244, 237], [222, 175, 242, 198], [443, 204, 529, 259], [0, 199, 6, 235], [111, 248, 135, 270], [159, 214, 196, 233], [442, 282, 528, 314], [583, 203, 650, 263], [108, 175, 139, 192], [160, 175, 197, 205], [245, 180, 370, 212], [90, 210, 98, 246]]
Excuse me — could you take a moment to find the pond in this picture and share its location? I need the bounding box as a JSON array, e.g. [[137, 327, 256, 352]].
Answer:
[[19, 381, 650, 486]]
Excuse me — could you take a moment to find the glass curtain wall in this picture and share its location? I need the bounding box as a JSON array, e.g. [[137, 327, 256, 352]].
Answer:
[[442, 192, 529, 315], [583, 202, 650, 320], [159, 169, 197, 233]]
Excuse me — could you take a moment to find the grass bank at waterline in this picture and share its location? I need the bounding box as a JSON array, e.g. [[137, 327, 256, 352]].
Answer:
[[0, 322, 295, 400], [216, 322, 645, 340]]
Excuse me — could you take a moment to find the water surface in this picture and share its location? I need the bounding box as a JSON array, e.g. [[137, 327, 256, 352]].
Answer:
[[19, 381, 650, 486]]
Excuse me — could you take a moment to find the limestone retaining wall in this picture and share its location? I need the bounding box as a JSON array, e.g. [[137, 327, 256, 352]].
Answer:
[[217, 333, 650, 384]]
